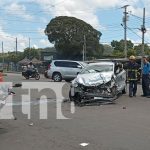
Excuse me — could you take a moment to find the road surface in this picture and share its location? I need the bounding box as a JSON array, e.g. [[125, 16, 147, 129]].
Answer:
[[0, 73, 150, 150]]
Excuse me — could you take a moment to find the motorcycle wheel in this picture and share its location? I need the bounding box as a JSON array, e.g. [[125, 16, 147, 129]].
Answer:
[[25, 76, 29, 79], [35, 74, 40, 80]]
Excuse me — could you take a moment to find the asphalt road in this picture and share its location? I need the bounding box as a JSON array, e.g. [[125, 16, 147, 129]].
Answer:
[[0, 73, 150, 150]]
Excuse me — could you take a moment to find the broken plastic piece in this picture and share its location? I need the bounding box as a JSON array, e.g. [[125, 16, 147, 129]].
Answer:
[[79, 143, 89, 147]]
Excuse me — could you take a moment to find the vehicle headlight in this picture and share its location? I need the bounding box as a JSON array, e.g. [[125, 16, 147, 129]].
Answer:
[[72, 81, 78, 87], [73, 81, 78, 87]]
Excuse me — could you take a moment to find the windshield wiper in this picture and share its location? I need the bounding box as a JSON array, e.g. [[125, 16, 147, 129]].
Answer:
[[94, 69, 102, 72]]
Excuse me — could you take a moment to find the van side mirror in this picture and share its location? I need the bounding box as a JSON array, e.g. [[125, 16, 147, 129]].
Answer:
[[77, 65, 82, 69]]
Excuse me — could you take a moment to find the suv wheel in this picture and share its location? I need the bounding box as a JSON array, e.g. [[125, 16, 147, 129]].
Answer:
[[53, 73, 62, 82]]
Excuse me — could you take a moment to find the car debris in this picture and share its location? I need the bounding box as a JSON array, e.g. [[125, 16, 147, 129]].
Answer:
[[29, 122, 34, 126], [69, 61, 126, 106], [79, 143, 89, 147]]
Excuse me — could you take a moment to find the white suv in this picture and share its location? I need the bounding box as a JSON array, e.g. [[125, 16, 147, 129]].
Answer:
[[47, 60, 87, 82]]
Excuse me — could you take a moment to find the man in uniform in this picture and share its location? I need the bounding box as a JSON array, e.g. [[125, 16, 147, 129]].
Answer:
[[124, 55, 139, 97], [141, 56, 150, 97]]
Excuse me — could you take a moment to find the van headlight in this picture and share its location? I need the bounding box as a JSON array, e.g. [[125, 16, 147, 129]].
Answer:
[[73, 81, 78, 87]]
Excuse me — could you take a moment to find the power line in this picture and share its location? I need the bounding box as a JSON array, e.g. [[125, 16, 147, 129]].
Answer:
[[127, 27, 142, 39], [129, 13, 143, 20], [0, 18, 42, 24]]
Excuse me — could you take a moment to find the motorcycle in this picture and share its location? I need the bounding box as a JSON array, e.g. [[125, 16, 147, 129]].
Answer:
[[22, 68, 40, 80]]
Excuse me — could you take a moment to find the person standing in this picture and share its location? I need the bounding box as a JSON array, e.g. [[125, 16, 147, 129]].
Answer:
[[124, 55, 139, 97], [141, 56, 150, 97]]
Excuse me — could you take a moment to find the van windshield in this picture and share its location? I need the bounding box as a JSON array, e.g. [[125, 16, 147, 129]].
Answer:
[[80, 64, 113, 74]]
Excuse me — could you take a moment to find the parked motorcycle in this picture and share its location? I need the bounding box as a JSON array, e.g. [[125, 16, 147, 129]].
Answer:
[[22, 68, 40, 80]]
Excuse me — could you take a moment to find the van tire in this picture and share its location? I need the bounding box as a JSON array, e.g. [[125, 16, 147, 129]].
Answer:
[[52, 72, 62, 82]]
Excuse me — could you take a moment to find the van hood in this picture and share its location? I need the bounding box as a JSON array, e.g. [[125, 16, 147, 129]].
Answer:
[[74, 72, 114, 86]]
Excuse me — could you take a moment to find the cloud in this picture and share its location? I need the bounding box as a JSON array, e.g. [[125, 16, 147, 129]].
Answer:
[[2, 0, 150, 51], [40, 39, 54, 47], [37, 28, 45, 36], [33, 0, 148, 31], [5, 2, 33, 20], [33, 0, 101, 29], [0, 26, 29, 52], [33, 44, 38, 49]]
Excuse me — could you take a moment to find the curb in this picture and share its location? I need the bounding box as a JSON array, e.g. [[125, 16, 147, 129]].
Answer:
[[2, 74, 7, 76]]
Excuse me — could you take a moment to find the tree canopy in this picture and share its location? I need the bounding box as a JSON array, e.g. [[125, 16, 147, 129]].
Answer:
[[23, 47, 40, 59], [45, 16, 102, 59], [111, 39, 134, 52], [134, 44, 150, 55]]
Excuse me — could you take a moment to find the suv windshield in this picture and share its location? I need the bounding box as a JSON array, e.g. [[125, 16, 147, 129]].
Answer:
[[80, 64, 113, 74]]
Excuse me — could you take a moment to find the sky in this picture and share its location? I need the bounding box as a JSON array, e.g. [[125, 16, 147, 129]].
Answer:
[[0, 0, 150, 52]]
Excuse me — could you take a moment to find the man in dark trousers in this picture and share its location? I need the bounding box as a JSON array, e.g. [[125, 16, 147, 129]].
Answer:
[[124, 55, 139, 97], [141, 56, 150, 97]]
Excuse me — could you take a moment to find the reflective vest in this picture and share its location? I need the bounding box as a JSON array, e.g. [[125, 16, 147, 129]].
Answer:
[[127, 63, 139, 81]]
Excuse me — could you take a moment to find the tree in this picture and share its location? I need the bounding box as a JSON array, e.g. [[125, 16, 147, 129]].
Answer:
[[45, 16, 102, 60], [7, 52, 24, 63], [111, 39, 134, 52], [134, 44, 150, 55], [103, 44, 113, 56], [23, 47, 40, 59], [127, 49, 136, 57]]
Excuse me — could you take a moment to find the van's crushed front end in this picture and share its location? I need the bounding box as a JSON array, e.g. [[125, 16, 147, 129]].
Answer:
[[70, 72, 118, 105]]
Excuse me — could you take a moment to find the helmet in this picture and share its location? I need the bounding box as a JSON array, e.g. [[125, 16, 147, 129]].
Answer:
[[129, 55, 136, 60]]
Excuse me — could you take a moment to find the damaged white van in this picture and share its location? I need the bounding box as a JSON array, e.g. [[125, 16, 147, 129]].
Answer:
[[69, 61, 126, 105]]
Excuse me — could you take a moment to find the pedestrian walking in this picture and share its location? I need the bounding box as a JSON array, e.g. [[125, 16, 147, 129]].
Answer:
[[124, 55, 139, 97], [141, 56, 150, 97]]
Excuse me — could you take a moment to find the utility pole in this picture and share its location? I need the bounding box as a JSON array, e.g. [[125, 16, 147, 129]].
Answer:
[[82, 44, 85, 62], [122, 5, 129, 59], [16, 37, 17, 54], [1, 42, 4, 70], [82, 35, 86, 62], [29, 37, 31, 49], [141, 8, 146, 58], [141, 8, 146, 71], [84, 35, 86, 61], [29, 38, 31, 59]]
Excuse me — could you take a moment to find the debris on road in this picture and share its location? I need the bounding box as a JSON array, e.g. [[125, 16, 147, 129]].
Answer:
[[13, 83, 22, 88], [123, 106, 126, 109], [79, 143, 89, 147], [29, 123, 34, 126], [14, 117, 17, 120]]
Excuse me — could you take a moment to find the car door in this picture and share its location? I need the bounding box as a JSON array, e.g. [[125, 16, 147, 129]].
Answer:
[[115, 69, 126, 91], [57, 61, 73, 79], [67, 62, 83, 78]]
